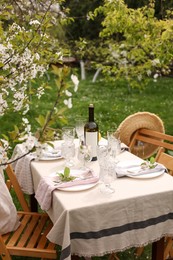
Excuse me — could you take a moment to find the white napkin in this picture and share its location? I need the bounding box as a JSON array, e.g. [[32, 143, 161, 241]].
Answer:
[[11, 144, 35, 194], [13, 154, 35, 194], [35, 169, 99, 211], [42, 150, 61, 158], [115, 161, 166, 178]]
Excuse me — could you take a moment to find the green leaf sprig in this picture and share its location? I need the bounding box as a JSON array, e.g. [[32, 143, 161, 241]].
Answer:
[[141, 157, 157, 169], [57, 167, 76, 182]]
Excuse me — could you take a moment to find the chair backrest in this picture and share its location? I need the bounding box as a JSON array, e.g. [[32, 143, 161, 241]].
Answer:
[[155, 147, 173, 175], [129, 128, 173, 159], [4, 164, 30, 212]]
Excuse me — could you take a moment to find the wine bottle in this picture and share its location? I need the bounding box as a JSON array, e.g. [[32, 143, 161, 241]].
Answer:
[[84, 104, 99, 161]]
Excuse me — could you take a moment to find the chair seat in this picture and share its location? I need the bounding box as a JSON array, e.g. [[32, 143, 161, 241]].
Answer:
[[1, 211, 57, 259]]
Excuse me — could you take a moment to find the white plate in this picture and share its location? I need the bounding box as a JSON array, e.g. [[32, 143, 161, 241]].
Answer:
[[39, 155, 63, 161], [32, 151, 63, 161], [50, 168, 99, 191], [127, 169, 165, 179], [58, 182, 98, 191], [116, 160, 165, 179]]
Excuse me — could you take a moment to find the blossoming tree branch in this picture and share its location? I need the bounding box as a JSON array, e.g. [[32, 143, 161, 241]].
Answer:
[[0, 0, 79, 166]]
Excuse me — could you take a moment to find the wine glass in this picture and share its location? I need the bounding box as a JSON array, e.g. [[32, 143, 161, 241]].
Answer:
[[96, 144, 108, 181], [101, 165, 115, 195], [61, 142, 75, 167], [97, 144, 115, 194], [107, 129, 121, 160], [77, 144, 91, 170], [75, 117, 86, 142], [62, 127, 75, 144]]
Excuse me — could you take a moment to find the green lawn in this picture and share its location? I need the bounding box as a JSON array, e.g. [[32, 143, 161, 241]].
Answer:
[[66, 74, 173, 137], [1, 73, 173, 138], [4, 72, 173, 260]]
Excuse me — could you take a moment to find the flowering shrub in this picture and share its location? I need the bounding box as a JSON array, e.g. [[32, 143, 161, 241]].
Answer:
[[0, 0, 78, 165]]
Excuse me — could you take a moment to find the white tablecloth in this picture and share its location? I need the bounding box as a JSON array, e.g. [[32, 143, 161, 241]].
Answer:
[[30, 145, 173, 260]]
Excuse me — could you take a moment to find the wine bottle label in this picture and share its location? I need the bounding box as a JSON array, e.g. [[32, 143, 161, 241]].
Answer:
[[85, 132, 98, 158]]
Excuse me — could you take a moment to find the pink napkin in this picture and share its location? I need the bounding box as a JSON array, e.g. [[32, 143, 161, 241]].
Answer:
[[35, 169, 99, 211]]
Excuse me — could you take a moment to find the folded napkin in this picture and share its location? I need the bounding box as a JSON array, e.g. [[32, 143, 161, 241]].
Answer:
[[42, 149, 61, 159], [13, 154, 35, 194], [35, 169, 99, 211], [115, 161, 166, 178], [11, 144, 36, 195]]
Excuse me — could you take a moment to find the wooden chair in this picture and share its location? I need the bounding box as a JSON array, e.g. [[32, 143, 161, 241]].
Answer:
[[136, 147, 173, 259], [155, 147, 173, 176], [0, 164, 58, 260], [129, 128, 173, 159], [5, 164, 30, 212], [156, 147, 173, 259]]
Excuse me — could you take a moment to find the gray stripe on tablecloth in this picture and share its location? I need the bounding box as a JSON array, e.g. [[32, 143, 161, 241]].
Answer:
[[60, 244, 71, 260], [70, 212, 173, 240]]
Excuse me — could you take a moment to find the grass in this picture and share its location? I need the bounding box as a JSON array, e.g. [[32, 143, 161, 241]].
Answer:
[[66, 74, 173, 137], [1, 72, 173, 138], [3, 71, 173, 260]]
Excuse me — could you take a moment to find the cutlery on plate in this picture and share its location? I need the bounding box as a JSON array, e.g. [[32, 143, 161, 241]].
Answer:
[[127, 168, 164, 176]]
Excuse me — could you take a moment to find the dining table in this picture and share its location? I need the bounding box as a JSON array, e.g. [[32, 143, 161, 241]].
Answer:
[[15, 139, 173, 260]]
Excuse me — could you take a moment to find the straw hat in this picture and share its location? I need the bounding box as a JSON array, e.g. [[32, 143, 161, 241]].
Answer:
[[117, 112, 165, 159]]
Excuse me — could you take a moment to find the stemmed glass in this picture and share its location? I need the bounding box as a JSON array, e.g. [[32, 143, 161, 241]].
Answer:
[[75, 117, 86, 142], [97, 144, 115, 195], [61, 127, 76, 167], [96, 144, 108, 181], [77, 143, 91, 170], [62, 127, 75, 143], [107, 129, 121, 160], [61, 142, 75, 167]]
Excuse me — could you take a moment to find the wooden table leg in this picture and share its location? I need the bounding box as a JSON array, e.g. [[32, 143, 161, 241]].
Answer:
[[152, 237, 164, 260], [30, 194, 38, 212]]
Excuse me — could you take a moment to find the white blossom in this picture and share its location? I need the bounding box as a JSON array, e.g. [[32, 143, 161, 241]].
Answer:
[[23, 104, 30, 115], [0, 139, 9, 149], [36, 86, 45, 99], [65, 90, 72, 97], [0, 140, 10, 167], [35, 53, 40, 60], [112, 51, 120, 59], [119, 44, 125, 49], [22, 118, 29, 124], [20, 135, 38, 152], [64, 98, 72, 109], [153, 73, 159, 79], [29, 20, 40, 25], [50, 3, 60, 13], [137, 74, 142, 81], [147, 70, 152, 76], [152, 59, 160, 66], [71, 74, 79, 92], [120, 50, 127, 57], [0, 94, 8, 115], [22, 119, 31, 133]]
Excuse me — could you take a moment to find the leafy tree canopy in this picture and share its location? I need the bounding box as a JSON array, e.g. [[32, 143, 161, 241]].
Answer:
[[87, 0, 173, 88]]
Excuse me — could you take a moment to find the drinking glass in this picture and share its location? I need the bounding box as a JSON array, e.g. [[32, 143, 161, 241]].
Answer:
[[101, 164, 115, 195], [61, 142, 75, 167], [97, 144, 115, 194], [77, 144, 91, 170], [107, 129, 121, 159], [96, 144, 108, 181], [62, 127, 75, 144], [75, 117, 86, 142]]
